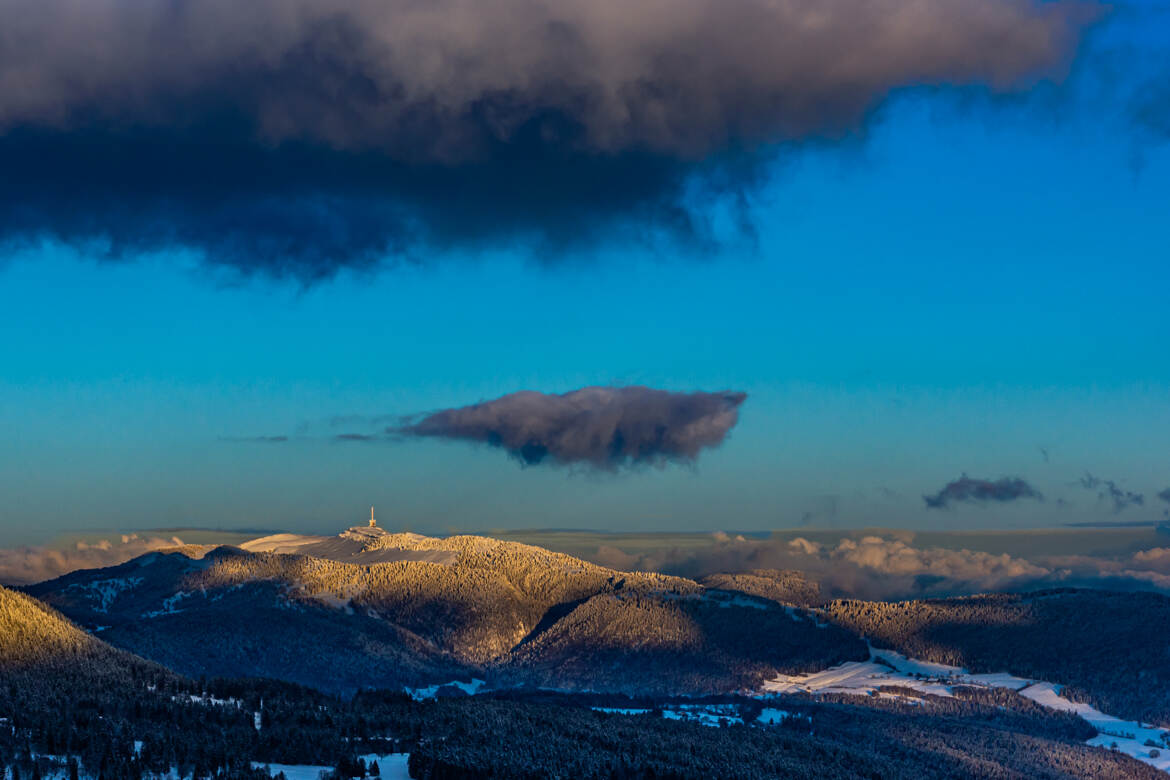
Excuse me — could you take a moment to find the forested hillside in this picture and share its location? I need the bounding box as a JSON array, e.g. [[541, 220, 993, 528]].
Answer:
[[0, 585, 174, 694], [501, 590, 863, 693], [824, 589, 1170, 727], [698, 569, 822, 607], [404, 693, 1161, 779]]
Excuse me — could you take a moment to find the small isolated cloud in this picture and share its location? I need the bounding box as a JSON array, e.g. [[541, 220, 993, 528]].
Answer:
[[0, 534, 185, 586], [395, 386, 746, 470], [923, 475, 1042, 509], [1076, 472, 1144, 513], [219, 435, 289, 444], [1158, 488, 1170, 504]]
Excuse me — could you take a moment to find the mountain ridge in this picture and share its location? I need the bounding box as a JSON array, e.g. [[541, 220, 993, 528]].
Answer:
[[23, 526, 864, 695]]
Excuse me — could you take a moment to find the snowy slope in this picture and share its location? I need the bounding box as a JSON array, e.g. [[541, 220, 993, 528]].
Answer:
[[241, 528, 456, 565], [761, 645, 1170, 773]]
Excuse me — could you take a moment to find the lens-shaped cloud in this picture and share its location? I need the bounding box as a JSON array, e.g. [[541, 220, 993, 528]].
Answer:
[[395, 386, 746, 469]]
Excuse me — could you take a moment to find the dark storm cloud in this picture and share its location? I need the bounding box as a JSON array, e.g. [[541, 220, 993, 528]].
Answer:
[[395, 386, 746, 469], [923, 475, 1042, 509], [0, 0, 1098, 279], [1077, 472, 1144, 513]]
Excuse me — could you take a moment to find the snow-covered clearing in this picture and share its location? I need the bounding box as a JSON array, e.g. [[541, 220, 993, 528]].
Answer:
[[1019, 683, 1170, 773], [253, 763, 331, 780], [763, 644, 1032, 698], [591, 704, 742, 727], [757, 708, 810, 726], [662, 704, 742, 727], [254, 754, 412, 780], [760, 645, 1170, 773], [143, 590, 194, 618], [591, 707, 652, 715], [66, 577, 143, 611], [358, 753, 412, 780], [404, 679, 485, 701]]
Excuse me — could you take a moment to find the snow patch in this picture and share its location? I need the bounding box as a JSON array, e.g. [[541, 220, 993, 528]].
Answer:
[[591, 707, 652, 715], [757, 708, 810, 725], [67, 577, 143, 612], [255, 754, 413, 780], [760, 646, 1170, 773], [254, 763, 331, 780], [1019, 683, 1170, 773], [404, 679, 485, 701], [359, 753, 412, 780], [661, 704, 742, 727], [143, 591, 195, 618]]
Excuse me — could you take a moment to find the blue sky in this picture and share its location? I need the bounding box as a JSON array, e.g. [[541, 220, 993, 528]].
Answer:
[[1, 6, 1169, 543]]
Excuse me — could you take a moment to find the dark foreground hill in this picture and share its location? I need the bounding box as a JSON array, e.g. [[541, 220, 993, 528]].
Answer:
[[0, 592, 1161, 780], [405, 691, 1165, 780], [25, 528, 865, 695]]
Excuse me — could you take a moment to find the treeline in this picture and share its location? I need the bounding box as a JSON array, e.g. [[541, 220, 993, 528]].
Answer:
[[404, 695, 1163, 780], [2, 670, 1164, 780], [698, 570, 822, 607]]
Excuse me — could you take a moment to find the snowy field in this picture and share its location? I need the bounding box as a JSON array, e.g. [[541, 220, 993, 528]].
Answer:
[[253, 754, 412, 780], [661, 704, 743, 726], [761, 645, 1170, 773], [1019, 683, 1170, 773], [404, 678, 485, 701], [252, 763, 332, 780]]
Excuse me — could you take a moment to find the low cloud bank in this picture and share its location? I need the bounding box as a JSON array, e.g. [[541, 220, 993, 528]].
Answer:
[[394, 386, 746, 470], [0, 534, 185, 586], [593, 533, 1170, 602]]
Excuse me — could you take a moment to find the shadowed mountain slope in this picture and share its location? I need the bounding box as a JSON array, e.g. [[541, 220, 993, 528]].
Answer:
[[500, 588, 862, 694]]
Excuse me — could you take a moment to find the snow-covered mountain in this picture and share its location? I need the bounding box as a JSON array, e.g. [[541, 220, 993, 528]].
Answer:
[[23, 526, 862, 695]]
